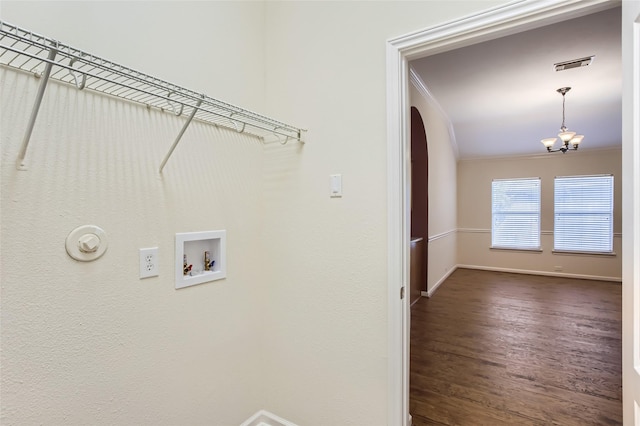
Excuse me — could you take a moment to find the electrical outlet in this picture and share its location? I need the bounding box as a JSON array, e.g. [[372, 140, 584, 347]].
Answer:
[[139, 247, 159, 279]]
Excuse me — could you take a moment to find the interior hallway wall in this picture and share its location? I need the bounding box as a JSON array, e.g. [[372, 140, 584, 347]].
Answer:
[[457, 149, 623, 280], [261, 1, 506, 424], [1, 2, 268, 424]]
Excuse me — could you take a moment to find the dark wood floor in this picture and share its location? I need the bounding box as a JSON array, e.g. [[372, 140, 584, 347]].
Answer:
[[410, 268, 622, 426]]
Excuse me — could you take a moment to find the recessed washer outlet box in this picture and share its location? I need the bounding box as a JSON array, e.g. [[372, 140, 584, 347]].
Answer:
[[175, 230, 226, 289]]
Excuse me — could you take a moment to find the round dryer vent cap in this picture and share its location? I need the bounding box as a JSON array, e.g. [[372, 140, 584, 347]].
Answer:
[[66, 225, 108, 261]]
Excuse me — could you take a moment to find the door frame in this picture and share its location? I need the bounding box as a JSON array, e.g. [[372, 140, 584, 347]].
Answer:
[[621, 1, 640, 423], [386, 1, 623, 424]]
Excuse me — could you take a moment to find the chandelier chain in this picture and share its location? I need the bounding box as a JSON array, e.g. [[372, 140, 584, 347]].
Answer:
[[561, 93, 566, 131]]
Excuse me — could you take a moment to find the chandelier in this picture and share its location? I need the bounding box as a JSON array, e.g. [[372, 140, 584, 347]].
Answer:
[[541, 87, 584, 153]]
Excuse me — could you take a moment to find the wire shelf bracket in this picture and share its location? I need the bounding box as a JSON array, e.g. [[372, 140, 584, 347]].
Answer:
[[159, 95, 204, 173], [0, 21, 307, 171], [14, 44, 57, 170]]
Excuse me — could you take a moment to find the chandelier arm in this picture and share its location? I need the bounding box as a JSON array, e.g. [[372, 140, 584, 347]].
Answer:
[[547, 147, 569, 154]]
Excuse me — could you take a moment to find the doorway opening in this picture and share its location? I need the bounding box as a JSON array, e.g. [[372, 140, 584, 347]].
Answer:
[[385, 2, 625, 425]]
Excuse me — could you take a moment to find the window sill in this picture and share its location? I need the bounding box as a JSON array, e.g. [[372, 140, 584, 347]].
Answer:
[[490, 246, 543, 253], [552, 250, 616, 257]]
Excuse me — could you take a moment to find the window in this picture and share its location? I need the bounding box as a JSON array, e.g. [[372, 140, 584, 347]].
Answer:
[[554, 175, 613, 253], [491, 178, 541, 250]]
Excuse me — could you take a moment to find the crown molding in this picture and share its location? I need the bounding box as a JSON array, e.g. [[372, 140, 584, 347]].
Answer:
[[409, 67, 460, 159], [457, 146, 622, 162]]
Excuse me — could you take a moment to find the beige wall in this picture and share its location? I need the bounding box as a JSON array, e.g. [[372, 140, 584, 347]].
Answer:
[[262, 1, 506, 424], [410, 81, 458, 294], [0, 1, 512, 425], [0, 1, 267, 112], [457, 149, 622, 280], [1, 2, 268, 424]]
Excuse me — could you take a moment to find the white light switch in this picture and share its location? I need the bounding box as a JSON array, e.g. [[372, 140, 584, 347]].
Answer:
[[330, 174, 342, 198]]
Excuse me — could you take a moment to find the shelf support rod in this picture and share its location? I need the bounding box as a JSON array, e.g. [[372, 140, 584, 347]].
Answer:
[[159, 95, 204, 173], [16, 45, 58, 170]]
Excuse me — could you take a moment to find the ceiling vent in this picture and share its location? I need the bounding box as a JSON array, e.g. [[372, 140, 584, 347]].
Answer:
[[554, 56, 594, 71]]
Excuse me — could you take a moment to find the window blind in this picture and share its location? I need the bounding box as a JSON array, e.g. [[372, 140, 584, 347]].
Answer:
[[554, 175, 614, 253], [491, 178, 541, 250]]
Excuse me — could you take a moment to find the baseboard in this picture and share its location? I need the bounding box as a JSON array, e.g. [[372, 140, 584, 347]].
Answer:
[[425, 265, 458, 297], [417, 263, 620, 300], [457, 264, 622, 283], [239, 410, 298, 426]]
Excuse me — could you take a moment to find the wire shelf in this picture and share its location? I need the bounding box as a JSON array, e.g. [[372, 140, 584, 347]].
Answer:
[[0, 21, 305, 170]]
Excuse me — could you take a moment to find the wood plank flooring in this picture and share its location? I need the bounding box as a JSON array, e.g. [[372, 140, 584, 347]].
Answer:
[[410, 268, 622, 426]]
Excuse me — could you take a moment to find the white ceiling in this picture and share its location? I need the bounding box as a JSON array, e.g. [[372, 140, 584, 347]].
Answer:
[[409, 6, 622, 160]]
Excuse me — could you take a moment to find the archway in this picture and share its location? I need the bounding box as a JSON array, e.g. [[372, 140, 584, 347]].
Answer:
[[410, 106, 428, 304]]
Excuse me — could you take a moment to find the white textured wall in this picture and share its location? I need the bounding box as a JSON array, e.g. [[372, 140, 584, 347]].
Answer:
[[1, 2, 267, 425], [0, 1, 517, 425], [409, 82, 458, 293], [0, 1, 266, 111], [457, 149, 622, 280], [261, 1, 506, 424]]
